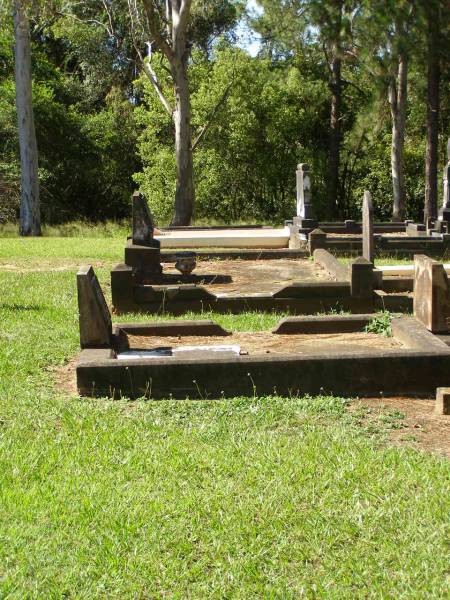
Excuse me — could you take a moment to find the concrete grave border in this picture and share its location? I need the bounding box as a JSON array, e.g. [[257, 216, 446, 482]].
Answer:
[[77, 266, 450, 400]]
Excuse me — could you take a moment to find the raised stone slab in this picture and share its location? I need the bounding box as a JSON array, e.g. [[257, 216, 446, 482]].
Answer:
[[413, 255, 450, 333], [77, 265, 112, 349], [155, 227, 290, 249]]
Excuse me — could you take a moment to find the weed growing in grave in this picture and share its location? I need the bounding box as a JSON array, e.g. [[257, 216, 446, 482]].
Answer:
[[365, 311, 392, 336]]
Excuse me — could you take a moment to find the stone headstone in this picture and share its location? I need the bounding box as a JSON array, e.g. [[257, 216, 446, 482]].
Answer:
[[438, 139, 450, 222], [132, 191, 156, 246], [413, 254, 450, 333], [362, 190, 374, 263], [296, 164, 315, 221], [77, 265, 112, 348], [443, 139, 450, 210]]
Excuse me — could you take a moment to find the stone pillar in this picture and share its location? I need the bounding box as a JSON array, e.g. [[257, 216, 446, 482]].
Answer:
[[77, 265, 112, 348], [413, 254, 450, 333], [438, 139, 450, 222], [293, 163, 317, 228], [362, 190, 374, 263]]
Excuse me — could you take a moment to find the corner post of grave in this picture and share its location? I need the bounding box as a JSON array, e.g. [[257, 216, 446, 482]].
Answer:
[[349, 257, 374, 303], [308, 228, 327, 255]]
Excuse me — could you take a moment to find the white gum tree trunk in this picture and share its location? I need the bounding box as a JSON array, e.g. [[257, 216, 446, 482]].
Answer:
[[13, 0, 40, 235], [389, 53, 408, 222], [171, 56, 194, 225]]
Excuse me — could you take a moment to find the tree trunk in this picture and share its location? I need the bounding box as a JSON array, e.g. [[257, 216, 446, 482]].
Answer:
[[328, 53, 342, 219], [13, 0, 40, 236], [389, 53, 408, 222], [171, 60, 195, 225], [424, 2, 440, 223]]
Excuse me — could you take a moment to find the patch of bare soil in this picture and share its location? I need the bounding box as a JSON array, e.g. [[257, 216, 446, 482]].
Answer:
[[350, 397, 450, 458], [0, 259, 107, 273], [161, 258, 328, 295], [126, 331, 402, 356], [48, 356, 79, 396]]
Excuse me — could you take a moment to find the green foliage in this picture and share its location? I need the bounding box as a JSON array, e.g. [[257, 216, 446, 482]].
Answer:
[[135, 46, 331, 224], [365, 311, 393, 337]]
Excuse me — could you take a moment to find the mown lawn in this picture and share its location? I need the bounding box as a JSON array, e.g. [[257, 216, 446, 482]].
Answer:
[[0, 237, 449, 598]]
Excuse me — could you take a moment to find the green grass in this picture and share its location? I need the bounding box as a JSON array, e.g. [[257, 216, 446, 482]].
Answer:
[[0, 238, 449, 598]]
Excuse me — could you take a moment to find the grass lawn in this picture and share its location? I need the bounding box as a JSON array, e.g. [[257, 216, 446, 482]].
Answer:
[[0, 237, 449, 598]]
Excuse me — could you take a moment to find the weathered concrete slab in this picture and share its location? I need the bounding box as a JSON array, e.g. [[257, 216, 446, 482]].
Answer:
[[313, 248, 349, 281], [77, 348, 450, 399], [77, 266, 112, 348], [272, 314, 372, 334], [114, 320, 230, 337], [413, 255, 450, 333]]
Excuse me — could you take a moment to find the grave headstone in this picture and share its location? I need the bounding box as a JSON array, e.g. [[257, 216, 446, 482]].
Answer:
[[127, 191, 162, 276], [362, 190, 374, 262], [132, 191, 159, 248], [413, 254, 450, 333], [294, 163, 317, 228], [77, 265, 112, 348]]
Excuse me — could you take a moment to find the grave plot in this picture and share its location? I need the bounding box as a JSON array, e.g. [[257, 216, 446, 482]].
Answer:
[[77, 263, 450, 400], [111, 192, 413, 315]]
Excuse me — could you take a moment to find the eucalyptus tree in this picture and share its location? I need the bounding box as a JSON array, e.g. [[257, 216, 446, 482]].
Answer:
[[420, 0, 448, 222], [356, 0, 416, 221], [13, 0, 40, 235], [127, 0, 239, 224]]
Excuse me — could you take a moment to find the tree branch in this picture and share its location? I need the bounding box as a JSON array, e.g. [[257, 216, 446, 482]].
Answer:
[[141, 0, 174, 61], [142, 59, 174, 116], [192, 81, 233, 151]]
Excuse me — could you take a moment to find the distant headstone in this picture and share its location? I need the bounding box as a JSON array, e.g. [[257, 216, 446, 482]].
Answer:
[[294, 164, 316, 227], [413, 254, 450, 333], [362, 190, 374, 263], [77, 265, 112, 348], [443, 138, 450, 210], [132, 191, 156, 246], [438, 139, 450, 223]]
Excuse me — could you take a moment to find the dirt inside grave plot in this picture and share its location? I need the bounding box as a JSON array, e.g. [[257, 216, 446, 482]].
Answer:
[[158, 258, 328, 295], [124, 330, 402, 356]]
